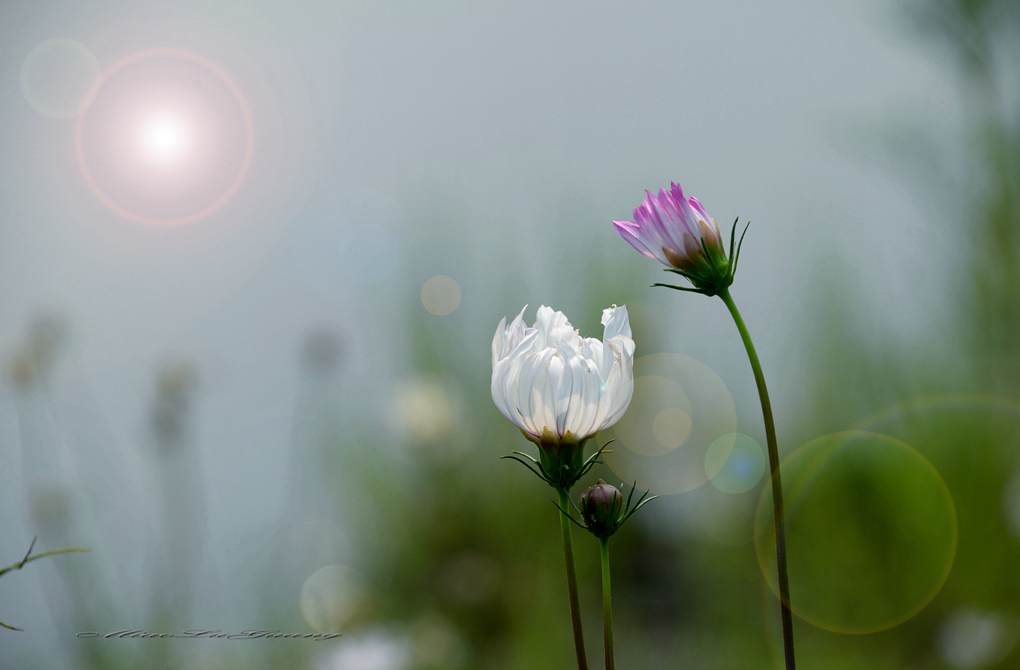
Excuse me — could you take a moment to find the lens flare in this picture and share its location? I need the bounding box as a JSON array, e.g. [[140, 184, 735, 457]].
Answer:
[[75, 48, 253, 226], [21, 38, 101, 119], [851, 393, 1020, 435], [599, 353, 736, 495], [754, 431, 957, 634], [705, 433, 766, 494], [138, 114, 190, 164], [300, 565, 368, 634], [421, 275, 461, 316]]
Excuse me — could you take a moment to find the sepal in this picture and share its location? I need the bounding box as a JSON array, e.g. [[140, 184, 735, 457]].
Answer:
[[501, 436, 612, 491], [560, 480, 658, 539], [654, 219, 750, 297]]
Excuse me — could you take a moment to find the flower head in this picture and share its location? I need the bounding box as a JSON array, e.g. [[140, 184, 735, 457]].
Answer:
[[613, 183, 747, 296], [492, 304, 635, 489]]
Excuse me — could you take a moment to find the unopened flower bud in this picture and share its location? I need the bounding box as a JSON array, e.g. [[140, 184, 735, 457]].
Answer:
[[578, 480, 624, 538], [614, 183, 746, 297]]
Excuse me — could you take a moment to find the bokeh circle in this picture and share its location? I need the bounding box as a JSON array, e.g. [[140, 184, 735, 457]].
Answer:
[[21, 38, 101, 119], [754, 431, 957, 634], [599, 353, 736, 495], [421, 275, 461, 316], [300, 565, 368, 634], [706, 432, 766, 494], [852, 393, 1020, 539]]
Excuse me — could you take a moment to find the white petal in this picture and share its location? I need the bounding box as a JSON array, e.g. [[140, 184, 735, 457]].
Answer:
[[491, 357, 524, 430], [600, 305, 632, 377], [599, 335, 635, 429], [534, 351, 564, 436], [492, 305, 530, 366], [514, 348, 556, 436], [601, 304, 632, 340], [535, 305, 580, 351], [563, 353, 605, 438], [581, 336, 605, 377], [507, 305, 528, 343], [491, 316, 508, 367], [507, 327, 539, 361]]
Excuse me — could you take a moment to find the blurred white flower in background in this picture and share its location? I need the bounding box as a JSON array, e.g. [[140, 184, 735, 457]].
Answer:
[[319, 630, 411, 670], [393, 377, 462, 446], [937, 608, 1020, 669]]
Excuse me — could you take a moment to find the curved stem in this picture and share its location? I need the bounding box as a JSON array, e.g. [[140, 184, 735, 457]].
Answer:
[[719, 288, 796, 670], [599, 537, 615, 670], [0, 543, 90, 578], [557, 488, 589, 670]]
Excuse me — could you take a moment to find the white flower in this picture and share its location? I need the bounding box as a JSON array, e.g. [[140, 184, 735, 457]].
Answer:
[[319, 630, 411, 670], [491, 304, 635, 445]]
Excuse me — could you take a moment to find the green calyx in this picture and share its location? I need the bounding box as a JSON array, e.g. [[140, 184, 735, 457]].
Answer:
[[654, 218, 750, 297], [502, 429, 608, 491]]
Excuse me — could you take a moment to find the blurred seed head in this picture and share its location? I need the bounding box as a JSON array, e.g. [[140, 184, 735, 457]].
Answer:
[[27, 479, 72, 532], [151, 359, 200, 447], [6, 314, 69, 389], [301, 326, 345, 380]]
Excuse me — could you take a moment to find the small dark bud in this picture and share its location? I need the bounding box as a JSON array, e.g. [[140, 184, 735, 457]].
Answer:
[[578, 480, 624, 538]]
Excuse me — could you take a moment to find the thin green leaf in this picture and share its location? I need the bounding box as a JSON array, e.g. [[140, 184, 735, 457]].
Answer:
[[651, 283, 705, 294]]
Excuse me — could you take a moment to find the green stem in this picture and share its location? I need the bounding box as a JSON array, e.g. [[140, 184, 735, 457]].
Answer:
[[0, 546, 90, 579], [599, 537, 615, 670], [719, 288, 796, 670], [0, 540, 90, 631], [557, 487, 589, 670]]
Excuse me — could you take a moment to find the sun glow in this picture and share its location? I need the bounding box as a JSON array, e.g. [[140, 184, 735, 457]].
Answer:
[[139, 114, 190, 164], [75, 48, 253, 227]]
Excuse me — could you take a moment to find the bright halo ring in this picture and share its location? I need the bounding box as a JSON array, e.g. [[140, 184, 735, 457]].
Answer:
[[75, 48, 254, 227]]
